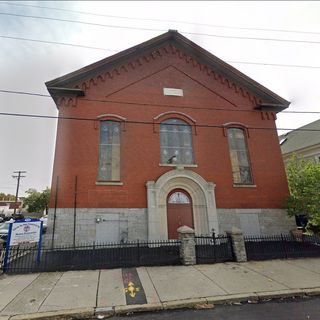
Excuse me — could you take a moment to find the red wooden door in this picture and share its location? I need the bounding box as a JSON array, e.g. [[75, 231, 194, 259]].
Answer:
[[167, 189, 194, 239]]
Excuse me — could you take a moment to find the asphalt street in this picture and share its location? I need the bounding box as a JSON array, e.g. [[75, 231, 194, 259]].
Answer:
[[112, 296, 320, 320]]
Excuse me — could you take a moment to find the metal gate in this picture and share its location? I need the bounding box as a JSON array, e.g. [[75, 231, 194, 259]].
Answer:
[[195, 234, 234, 264]]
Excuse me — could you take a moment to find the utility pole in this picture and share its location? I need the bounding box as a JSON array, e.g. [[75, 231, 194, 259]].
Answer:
[[12, 171, 26, 215]]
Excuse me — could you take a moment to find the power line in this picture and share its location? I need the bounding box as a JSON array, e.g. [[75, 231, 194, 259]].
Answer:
[[80, 97, 320, 115], [1, 11, 320, 45], [183, 31, 320, 45], [226, 61, 320, 69], [0, 35, 114, 51], [0, 111, 319, 132], [0, 89, 51, 98], [0, 12, 165, 33], [81, 97, 263, 114], [3, 1, 320, 36], [2, 35, 320, 69], [1, 89, 319, 115]]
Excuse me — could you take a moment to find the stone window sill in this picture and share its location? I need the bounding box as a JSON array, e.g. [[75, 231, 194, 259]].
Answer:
[[233, 184, 257, 188], [159, 164, 198, 168], [96, 181, 123, 186]]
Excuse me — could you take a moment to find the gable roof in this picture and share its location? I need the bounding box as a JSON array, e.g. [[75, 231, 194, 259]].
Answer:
[[46, 30, 290, 111], [279, 119, 320, 154]]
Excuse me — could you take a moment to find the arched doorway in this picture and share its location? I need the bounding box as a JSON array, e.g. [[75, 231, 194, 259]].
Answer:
[[146, 169, 218, 240], [167, 189, 194, 239]]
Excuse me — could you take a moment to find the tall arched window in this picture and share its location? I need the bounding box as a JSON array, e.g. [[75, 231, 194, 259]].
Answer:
[[227, 128, 253, 185], [98, 121, 120, 181], [160, 118, 194, 164]]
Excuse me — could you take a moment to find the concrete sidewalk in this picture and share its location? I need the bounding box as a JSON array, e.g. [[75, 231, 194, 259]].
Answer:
[[1, 258, 320, 319]]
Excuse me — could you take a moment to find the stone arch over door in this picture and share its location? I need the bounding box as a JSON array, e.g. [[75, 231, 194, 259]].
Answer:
[[146, 169, 218, 240]]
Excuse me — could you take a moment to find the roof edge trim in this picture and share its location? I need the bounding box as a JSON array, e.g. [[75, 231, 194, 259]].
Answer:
[[47, 87, 85, 97], [255, 102, 289, 113]]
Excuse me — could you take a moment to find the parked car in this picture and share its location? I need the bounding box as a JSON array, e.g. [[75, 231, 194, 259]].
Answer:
[[41, 216, 48, 233], [0, 222, 11, 242], [11, 213, 24, 221]]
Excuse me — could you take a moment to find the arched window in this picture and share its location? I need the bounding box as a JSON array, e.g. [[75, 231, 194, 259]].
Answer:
[[160, 118, 194, 164], [98, 121, 120, 181], [168, 191, 191, 204], [227, 128, 253, 185]]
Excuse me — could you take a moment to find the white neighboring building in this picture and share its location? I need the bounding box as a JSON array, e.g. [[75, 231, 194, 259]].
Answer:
[[279, 119, 320, 163], [0, 201, 23, 217]]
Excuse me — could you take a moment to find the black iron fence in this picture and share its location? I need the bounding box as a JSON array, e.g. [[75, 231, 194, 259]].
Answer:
[[195, 234, 233, 264], [245, 234, 320, 261], [2, 232, 320, 274], [1, 239, 181, 274]]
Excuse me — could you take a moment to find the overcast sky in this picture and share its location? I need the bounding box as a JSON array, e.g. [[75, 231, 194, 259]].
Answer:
[[1, 1, 320, 196]]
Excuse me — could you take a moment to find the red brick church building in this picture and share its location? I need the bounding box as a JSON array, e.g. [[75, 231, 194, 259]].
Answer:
[[45, 30, 295, 245]]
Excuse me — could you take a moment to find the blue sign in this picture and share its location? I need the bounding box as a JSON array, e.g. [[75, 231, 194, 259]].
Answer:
[[3, 218, 43, 272]]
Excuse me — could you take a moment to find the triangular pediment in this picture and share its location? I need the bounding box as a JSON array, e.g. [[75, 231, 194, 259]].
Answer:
[[105, 65, 236, 109], [46, 30, 289, 111]]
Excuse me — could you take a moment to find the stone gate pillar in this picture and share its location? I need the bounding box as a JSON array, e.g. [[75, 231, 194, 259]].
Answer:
[[178, 225, 196, 265], [226, 227, 247, 262]]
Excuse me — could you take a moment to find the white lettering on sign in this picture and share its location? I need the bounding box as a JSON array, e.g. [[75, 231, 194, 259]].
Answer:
[[9, 221, 42, 246]]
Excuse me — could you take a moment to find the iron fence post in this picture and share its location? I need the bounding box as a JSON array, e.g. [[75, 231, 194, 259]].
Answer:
[[137, 239, 140, 265], [2, 222, 13, 272], [281, 234, 288, 259], [51, 176, 59, 249], [212, 229, 217, 262], [14, 246, 20, 273]]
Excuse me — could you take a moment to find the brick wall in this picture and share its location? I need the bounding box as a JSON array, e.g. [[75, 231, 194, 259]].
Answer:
[[49, 47, 288, 210]]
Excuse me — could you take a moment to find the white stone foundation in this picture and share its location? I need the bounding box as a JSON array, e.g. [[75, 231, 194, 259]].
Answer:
[[44, 208, 147, 246], [44, 207, 296, 246], [217, 208, 296, 236]]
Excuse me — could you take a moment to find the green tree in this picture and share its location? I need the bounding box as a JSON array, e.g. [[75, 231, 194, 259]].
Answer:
[[23, 188, 51, 215], [285, 155, 320, 233], [0, 193, 16, 201]]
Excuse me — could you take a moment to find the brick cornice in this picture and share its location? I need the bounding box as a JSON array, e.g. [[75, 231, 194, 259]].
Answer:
[[73, 44, 261, 107]]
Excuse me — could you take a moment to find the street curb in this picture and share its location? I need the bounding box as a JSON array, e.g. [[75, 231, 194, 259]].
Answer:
[[112, 288, 320, 316], [8, 308, 94, 320], [114, 303, 163, 315], [256, 289, 304, 300], [206, 293, 258, 304], [3, 289, 320, 319], [163, 298, 207, 310], [303, 288, 320, 296], [95, 306, 114, 318]]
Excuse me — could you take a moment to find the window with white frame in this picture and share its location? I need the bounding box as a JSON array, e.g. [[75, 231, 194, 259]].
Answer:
[[227, 128, 253, 185], [98, 121, 120, 181], [160, 118, 194, 164]]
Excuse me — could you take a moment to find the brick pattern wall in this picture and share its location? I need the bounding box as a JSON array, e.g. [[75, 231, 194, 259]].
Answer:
[[50, 46, 288, 211]]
